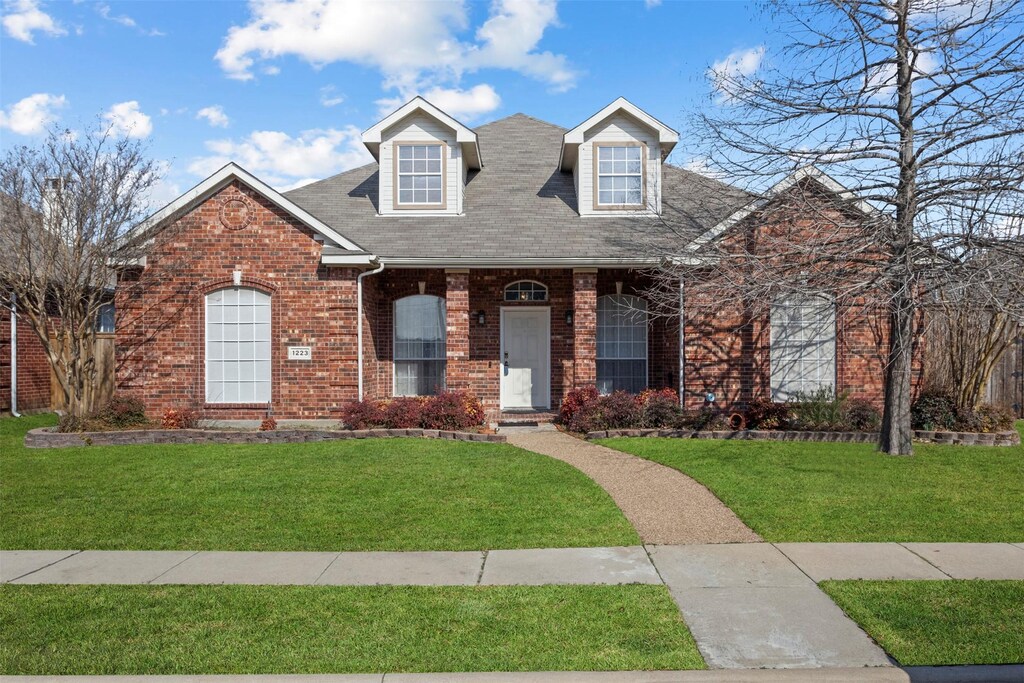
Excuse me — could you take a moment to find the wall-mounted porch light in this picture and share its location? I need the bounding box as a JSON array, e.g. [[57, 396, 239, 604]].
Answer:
[[476, 310, 487, 326], [565, 309, 574, 326]]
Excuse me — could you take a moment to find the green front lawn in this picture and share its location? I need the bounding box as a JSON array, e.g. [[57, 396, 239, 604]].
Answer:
[[0, 584, 704, 674], [822, 580, 1024, 666], [599, 435, 1023, 542], [1, 414, 637, 551]]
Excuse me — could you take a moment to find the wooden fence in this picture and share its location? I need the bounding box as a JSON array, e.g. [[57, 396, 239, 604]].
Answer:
[[986, 335, 1023, 418], [49, 334, 115, 412]]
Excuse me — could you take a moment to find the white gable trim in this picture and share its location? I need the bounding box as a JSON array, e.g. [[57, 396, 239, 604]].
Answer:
[[362, 96, 481, 169], [560, 97, 679, 171], [685, 166, 877, 253], [137, 163, 367, 253]]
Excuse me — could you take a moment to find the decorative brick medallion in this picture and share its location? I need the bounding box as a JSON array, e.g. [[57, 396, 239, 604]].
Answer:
[[219, 196, 254, 231]]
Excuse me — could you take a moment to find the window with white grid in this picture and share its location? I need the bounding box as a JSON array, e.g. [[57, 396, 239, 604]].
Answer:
[[597, 295, 648, 394], [397, 144, 443, 206], [770, 294, 836, 401], [394, 295, 447, 396], [205, 288, 271, 403], [597, 145, 643, 206]]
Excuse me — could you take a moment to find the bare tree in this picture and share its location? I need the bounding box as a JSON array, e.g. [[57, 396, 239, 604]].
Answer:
[[653, 0, 1024, 454], [1, 124, 160, 419]]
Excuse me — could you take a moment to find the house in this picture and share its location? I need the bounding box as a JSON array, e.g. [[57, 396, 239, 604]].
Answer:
[[116, 97, 906, 423]]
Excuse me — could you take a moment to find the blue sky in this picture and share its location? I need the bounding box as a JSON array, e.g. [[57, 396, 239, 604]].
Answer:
[[0, 0, 767, 205]]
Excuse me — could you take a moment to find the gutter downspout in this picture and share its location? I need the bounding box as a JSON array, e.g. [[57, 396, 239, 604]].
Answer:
[[678, 276, 685, 409], [10, 293, 20, 417], [357, 260, 385, 402]]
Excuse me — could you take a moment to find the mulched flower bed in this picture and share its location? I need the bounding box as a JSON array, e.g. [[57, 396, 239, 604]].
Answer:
[[25, 426, 505, 449], [586, 428, 1021, 447]]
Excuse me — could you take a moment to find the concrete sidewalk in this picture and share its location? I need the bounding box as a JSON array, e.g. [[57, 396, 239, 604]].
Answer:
[[4, 542, 1020, 586]]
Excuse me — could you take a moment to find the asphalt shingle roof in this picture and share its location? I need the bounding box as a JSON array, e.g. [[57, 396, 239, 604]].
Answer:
[[285, 113, 751, 261]]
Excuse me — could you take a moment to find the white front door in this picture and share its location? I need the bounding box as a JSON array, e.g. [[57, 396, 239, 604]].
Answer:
[[500, 308, 551, 410]]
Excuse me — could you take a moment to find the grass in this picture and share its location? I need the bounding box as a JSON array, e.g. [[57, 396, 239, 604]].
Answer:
[[821, 580, 1024, 666], [0, 584, 704, 674], [598, 432, 1023, 542], [1, 414, 637, 551]]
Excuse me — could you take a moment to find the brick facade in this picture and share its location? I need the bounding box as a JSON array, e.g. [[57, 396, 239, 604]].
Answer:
[[117, 179, 910, 423], [1, 308, 52, 413]]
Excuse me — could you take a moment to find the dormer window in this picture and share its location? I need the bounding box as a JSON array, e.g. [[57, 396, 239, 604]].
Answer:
[[596, 144, 644, 208], [396, 143, 445, 209]]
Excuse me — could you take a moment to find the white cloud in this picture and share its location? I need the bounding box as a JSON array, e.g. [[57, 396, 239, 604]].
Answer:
[[2, 0, 65, 43], [188, 126, 372, 189], [196, 105, 230, 128], [865, 49, 940, 100], [102, 101, 153, 138], [319, 85, 345, 107], [377, 84, 500, 120], [644, 0, 662, 7], [709, 46, 765, 102], [0, 92, 66, 135], [214, 0, 575, 95], [95, 2, 164, 36]]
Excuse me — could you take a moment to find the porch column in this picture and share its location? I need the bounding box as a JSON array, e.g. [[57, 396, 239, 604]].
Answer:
[[445, 269, 470, 391], [573, 268, 597, 387]]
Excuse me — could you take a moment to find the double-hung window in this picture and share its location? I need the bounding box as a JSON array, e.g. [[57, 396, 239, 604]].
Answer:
[[397, 144, 444, 207], [394, 295, 446, 396], [206, 287, 272, 403], [596, 295, 648, 394], [596, 145, 643, 207], [770, 294, 836, 401]]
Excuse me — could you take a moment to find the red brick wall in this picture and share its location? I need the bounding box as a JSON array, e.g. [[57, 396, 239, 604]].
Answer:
[[0, 309, 52, 412], [116, 181, 361, 420]]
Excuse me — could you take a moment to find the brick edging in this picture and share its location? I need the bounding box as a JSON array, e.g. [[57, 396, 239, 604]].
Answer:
[[25, 427, 505, 449], [585, 428, 1021, 447]]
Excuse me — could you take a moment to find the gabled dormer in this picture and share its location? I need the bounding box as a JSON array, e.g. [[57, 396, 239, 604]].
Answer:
[[559, 98, 679, 216], [362, 97, 482, 216]]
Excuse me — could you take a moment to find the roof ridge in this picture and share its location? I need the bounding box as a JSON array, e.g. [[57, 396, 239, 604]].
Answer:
[[477, 112, 567, 132]]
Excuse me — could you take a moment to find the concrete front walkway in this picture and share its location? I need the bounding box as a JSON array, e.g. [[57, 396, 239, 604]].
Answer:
[[503, 428, 760, 544]]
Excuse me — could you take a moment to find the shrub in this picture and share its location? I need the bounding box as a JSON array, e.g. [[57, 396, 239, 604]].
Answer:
[[911, 390, 956, 430], [381, 397, 425, 429], [57, 413, 89, 433], [789, 387, 847, 431], [161, 408, 199, 429], [95, 394, 149, 428], [843, 398, 881, 432], [673, 407, 719, 431], [259, 417, 277, 432], [340, 399, 385, 429], [599, 391, 641, 430], [964, 403, 1015, 433], [638, 392, 680, 428], [745, 398, 790, 430], [420, 390, 485, 431], [559, 385, 600, 425]]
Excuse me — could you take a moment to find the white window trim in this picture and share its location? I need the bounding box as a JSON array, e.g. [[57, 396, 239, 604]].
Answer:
[[596, 294, 649, 394], [393, 141, 447, 211], [593, 142, 646, 210], [393, 294, 447, 397], [770, 293, 837, 402], [504, 279, 549, 302], [204, 287, 272, 405]]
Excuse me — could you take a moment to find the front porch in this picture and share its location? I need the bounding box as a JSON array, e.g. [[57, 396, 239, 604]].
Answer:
[[360, 267, 679, 420]]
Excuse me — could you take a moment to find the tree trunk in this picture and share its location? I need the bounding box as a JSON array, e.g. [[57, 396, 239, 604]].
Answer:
[[880, 293, 915, 455]]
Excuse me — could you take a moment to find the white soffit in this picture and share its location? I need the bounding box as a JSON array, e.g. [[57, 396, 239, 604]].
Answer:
[[362, 96, 482, 169]]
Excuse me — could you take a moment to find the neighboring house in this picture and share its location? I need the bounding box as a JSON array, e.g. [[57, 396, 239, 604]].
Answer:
[[116, 97, 911, 422]]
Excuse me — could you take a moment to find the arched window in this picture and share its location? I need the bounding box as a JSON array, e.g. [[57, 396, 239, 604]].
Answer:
[[504, 280, 548, 302], [770, 294, 836, 401], [597, 295, 648, 394], [394, 295, 446, 396], [206, 287, 272, 403]]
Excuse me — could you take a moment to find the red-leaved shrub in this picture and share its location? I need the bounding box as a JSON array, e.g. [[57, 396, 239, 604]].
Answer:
[[559, 385, 600, 425], [259, 417, 277, 431], [95, 394, 149, 428], [382, 397, 426, 428], [340, 399, 385, 429], [161, 408, 199, 429], [637, 389, 680, 428], [421, 390, 485, 431]]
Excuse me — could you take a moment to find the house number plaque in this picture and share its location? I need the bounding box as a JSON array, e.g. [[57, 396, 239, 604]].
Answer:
[[287, 346, 312, 361]]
